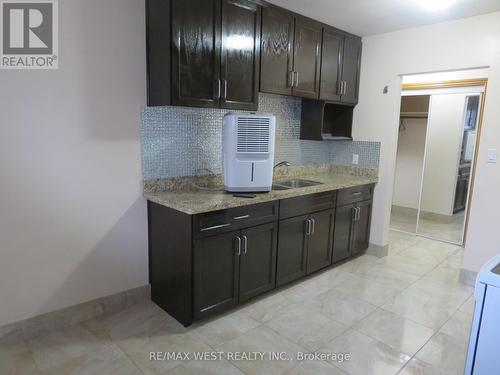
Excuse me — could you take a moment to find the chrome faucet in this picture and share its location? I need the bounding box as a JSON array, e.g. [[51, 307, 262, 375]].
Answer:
[[274, 161, 291, 169]]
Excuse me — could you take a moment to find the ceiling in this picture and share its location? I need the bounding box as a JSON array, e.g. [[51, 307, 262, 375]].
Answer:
[[266, 0, 500, 36]]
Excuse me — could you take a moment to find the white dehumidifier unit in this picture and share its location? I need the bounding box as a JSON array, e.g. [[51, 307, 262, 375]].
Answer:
[[223, 113, 276, 192]]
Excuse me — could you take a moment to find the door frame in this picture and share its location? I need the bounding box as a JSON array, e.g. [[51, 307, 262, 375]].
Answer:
[[393, 78, 487, 245]]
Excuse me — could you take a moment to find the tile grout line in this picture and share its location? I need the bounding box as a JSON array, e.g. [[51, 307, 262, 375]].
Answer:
[[388, 235, 470, 374], [22, 338, 43, 375]]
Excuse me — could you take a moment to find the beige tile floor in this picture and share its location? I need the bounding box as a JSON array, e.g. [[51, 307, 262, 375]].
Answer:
[[0, 231, 475, 375]]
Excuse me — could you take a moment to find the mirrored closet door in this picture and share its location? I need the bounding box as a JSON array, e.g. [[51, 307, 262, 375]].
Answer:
[[391, 88, 483, 245]]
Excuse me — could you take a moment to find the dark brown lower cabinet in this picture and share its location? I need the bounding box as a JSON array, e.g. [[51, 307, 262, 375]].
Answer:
[[149, 184, 373, 326], [276, 215, 309, 286], [277, 209, 335, 286], [239, 223, 278, 302], [307, 209, 335, 274], [332, 204, 353, 263], [332, 199, 372, 263], [351, 200, 372, 255], [194, 222, 278, 319], [193, 231, 239, 320]]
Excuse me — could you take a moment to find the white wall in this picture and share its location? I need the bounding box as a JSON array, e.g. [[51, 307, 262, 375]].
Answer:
[[421, 94, 466, 216], [392, 118, 427, 210], [0, 0, 147, 326], [354, 11, 500, 272]]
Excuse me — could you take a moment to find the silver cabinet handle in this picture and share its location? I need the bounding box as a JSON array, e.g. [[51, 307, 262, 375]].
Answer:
[[355, 207, 361, 221], [235, 236, 241, 256], [200, 223, 230, 232], [223, 79, 228, 99], [233, 215, 250, 220], [216, 79, 221, 99], [352, 207, 357, 222], [344, 81, 348, 95], [242, 235, 248, 255], [305, 219, 311, 235], [310, 218, 315, 235], [294, 71, 299, 87], [352, 191, 362, 196], [337, 80, 342, 95]]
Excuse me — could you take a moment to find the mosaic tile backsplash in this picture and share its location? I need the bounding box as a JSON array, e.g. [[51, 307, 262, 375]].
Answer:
[[141, 93, 380, 179]]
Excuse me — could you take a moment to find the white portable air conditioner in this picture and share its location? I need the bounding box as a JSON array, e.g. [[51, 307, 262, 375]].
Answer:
[[223, 113, 276, 192]]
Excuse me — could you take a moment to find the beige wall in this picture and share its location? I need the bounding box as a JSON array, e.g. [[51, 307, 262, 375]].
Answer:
[[0, 0, 147, 326], [354, 11, 500, 272]]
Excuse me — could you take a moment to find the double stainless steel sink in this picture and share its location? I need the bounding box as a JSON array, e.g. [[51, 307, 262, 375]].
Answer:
[[272, 179, 323, 191]]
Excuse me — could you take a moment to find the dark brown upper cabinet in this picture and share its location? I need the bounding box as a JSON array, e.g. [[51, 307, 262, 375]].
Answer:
[[319, 27, 343, 102], [260, 8, 322, 99], [259, 6, 294, 96], [339, 35, 362, 105], [170, 0, 221, 108], [292, 17, 322, 99], [146, 0, 261, 110], [319, 27, 361, 105], [220, 0, 261, 110], [147, 0, 362, 109]]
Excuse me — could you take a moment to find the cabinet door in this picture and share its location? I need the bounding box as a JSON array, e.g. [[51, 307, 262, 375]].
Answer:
[[292, 17, 322, 99], [307, 209, 335, 274], [276, 215, 309, 286], [351, 200, 372, 255], [332, 204, 354, 263], [319, 28, 343, 102], [193, 231, 239, 319], [171, 0, 221, 108], [239, 222, 278, 302], [340, 36, 361, 105], [260, 6, 294, 96], [220, 0, 261, 110]]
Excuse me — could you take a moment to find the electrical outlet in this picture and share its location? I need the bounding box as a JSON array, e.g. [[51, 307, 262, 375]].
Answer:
[[488, 149, 497, 163], [352, 154, 359, 165]]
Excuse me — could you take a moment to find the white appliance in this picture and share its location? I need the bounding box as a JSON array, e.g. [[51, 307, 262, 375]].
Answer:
[[222, 112, 276, 192], [463, 131, 477, 162], [465, 254, 500, 374]]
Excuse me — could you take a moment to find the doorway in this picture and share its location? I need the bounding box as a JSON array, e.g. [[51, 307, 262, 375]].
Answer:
[[390, 76, 486, 245]]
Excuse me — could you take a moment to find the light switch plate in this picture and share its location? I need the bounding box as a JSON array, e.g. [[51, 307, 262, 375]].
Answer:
[[352, 154, 359, 165], [488, 149, 497, 163]]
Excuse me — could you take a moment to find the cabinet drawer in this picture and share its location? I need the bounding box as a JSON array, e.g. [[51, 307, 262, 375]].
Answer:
[[194, 201, 278, 238], [337, 184, 373, 206], [279, 191, 336, 219]]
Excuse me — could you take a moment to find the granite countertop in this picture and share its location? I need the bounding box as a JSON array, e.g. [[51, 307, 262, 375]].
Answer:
[[144, 167, 378, 215]]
